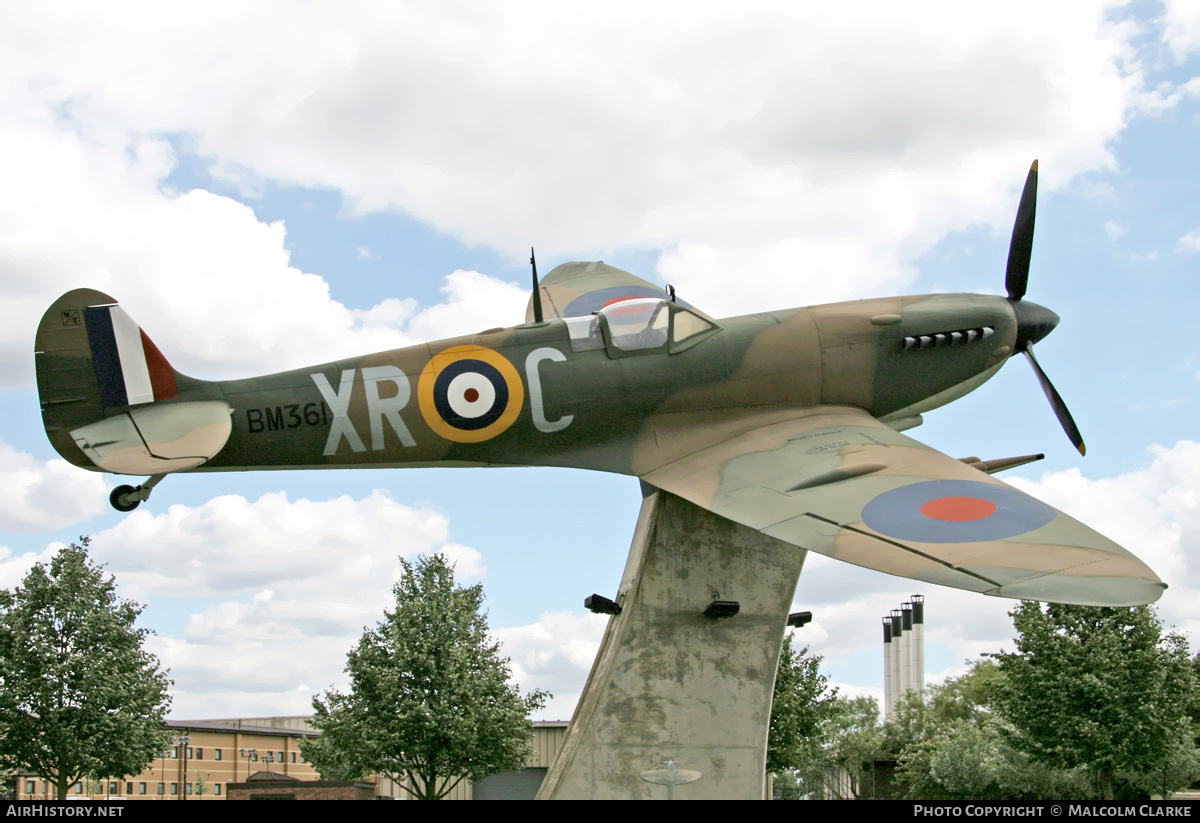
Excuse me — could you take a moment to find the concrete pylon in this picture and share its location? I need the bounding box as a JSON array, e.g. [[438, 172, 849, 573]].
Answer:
[[537, 489, 807, 800]]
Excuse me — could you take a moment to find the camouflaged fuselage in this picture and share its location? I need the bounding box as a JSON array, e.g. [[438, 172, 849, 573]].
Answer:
[[149, 293, 1016, 477]]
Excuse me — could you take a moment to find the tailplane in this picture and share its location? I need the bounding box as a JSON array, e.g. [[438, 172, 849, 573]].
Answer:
[[35, 289, 232, 482]]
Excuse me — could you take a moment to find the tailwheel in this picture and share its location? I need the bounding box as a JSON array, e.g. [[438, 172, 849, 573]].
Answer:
[[108, 474, 165, 512], [110, 485, 140, 512]]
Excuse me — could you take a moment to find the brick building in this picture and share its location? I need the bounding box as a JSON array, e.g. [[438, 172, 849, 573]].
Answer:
[[12, 716, 567, 800], [226, 771, 376, 800]]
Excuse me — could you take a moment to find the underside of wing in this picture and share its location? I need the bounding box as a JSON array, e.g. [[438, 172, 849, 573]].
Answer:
[[640, 406, 1164, 606], [525, 261, 710, 322]]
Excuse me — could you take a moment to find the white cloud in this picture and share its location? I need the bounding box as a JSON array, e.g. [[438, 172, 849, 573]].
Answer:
[[438, 543, 487, 581], [1008, 442, 1200, 635], [1163, 0, 1200, 60], [0, 92, 530, 386], [1104, 220, 1127, 241], [88, 489, 456, 599], [0, 441, 109, 533], [148, 633, 346, 718], [393, 269, 530, 343], [793, 553, 1018, 673], [493, 610, 609, 721], [67, 488, 490, 717], [0, 542, 61, 591], [0, 2, 1159, 361], [1177, 228, 1200, 252]]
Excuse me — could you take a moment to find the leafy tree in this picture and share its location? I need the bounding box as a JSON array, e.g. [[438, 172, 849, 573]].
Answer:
[[767, 635, 838, 774], [0, 538, 173, 800], [891, 661, 1093, 801], [767, 638, 888, 799], [988, 602, 1197, 801], [796, 694, 883, 799], [1139, 718, 1200, 800], [301, 554, 548, 799]]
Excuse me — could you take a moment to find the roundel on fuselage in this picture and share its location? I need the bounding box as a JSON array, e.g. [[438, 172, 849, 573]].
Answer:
[[562, 285, 701, 317], [418, 345, 524, 443]]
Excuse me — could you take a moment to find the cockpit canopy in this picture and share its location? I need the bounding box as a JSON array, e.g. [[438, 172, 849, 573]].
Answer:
[[565, 298, 717, 356]]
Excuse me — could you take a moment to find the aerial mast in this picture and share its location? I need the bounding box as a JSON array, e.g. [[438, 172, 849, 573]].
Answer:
[[530, 247, 544, 323]]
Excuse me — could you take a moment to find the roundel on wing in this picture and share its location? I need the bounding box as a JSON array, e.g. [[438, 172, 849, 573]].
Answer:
[[861, 479, 1056, 544], [418, 345, 524, 443]]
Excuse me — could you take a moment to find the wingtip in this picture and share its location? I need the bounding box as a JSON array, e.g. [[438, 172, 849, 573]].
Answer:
[[1077, 442, 1086, 457], [1031, 159, 1038, 172]]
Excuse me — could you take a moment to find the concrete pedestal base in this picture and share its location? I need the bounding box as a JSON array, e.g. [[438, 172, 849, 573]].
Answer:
[[537, 489, 807, 800]]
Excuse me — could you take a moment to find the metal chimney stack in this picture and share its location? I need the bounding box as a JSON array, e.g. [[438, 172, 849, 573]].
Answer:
[[889, 609, 903, 717], [911, 594, 925, 699], [882, 596, 925, 719], [882, 617, 893, 716]]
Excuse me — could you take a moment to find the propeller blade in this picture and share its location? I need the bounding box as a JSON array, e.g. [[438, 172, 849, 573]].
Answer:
[[1022, 345, 1085, 456], [1005, 160, 1038, 301]]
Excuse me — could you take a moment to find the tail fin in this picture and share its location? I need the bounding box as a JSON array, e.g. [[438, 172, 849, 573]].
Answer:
[[36, 289, 231, 476]]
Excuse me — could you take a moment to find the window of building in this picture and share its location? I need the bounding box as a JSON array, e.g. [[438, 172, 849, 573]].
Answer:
[[186, 746, 193, 759], [125, 782, 133, 795], [186, 783, 192, 795], [214, 785, 222, 796], [109, 782, 119, 795], [74, 782, 83, 794], [195, 747, 203, 760], [138, 783, 146, 795], [214, 748, 222, 761], [278, 751, 284, 762], [25, 780, 35, 795], [291, 752, 296, 763], [157, 783, 165, 796], [170, 783, 178, 796]]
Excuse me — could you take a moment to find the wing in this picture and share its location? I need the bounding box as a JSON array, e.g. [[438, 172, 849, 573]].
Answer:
[[525, 261, 712, 322], [639, 406, 1164, 606]]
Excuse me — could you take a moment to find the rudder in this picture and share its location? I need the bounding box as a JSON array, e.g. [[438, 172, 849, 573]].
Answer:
[[35, 289, 231, 476]]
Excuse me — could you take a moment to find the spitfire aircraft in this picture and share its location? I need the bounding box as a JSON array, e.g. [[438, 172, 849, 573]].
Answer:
[[34, 163, 1165, 608]]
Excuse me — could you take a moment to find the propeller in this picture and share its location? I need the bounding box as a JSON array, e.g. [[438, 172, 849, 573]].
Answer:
[[1004, 160, 1086, 456]]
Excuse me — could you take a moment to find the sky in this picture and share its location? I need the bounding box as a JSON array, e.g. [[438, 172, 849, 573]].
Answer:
[[2, 1, 1199, 722]]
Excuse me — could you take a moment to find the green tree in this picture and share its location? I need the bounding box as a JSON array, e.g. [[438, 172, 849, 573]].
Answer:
[[767, 635, 838, 774], [0, 538, 173, 800], [765, 635, 886, 800], [301, 554, 548, 799], [796, 694, 883, 799], [891, 661, 1092, 801], [988, 602, 1197, 800]]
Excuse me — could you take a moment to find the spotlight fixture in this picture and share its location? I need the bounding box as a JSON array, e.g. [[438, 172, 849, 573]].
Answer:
[[787, 611, 812, 628], [584, 594, 622, 615], [703, 600, 740, 619]]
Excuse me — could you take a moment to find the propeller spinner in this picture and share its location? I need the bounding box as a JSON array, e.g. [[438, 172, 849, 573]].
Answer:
[[1005, 161, 1086, 456]]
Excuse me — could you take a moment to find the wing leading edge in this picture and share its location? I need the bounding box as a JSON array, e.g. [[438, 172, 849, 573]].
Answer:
[[640, 406, 1164, 607]]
